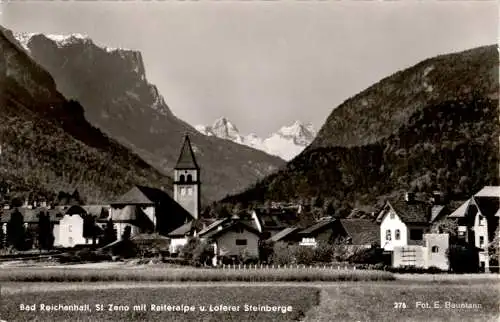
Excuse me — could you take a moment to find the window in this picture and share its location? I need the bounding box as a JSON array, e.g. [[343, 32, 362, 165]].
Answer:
[[187, 174, 193, 183], [478, 216, 486, 226], [395, 229, 401, 240], [479, 236, 484, 247], [179, 175, 185, 183], [431, 246, 439, 253], [385, 229, 391, 241], [236, 239, 247, 246], [180, 188, 186, 196], [235, 227, 244, 233], [68, 237, 73, 245], [187, 187, 193, 196], [390, 212, 395, 219], [409, 229, 423, 240], [68, 225, 72, 232]]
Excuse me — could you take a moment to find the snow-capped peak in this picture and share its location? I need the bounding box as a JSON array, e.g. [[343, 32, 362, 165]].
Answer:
[[45, 33, 90, 45], [13, 32, 129, 54], [195, 119, 316, 161], [276, 121, 316, 145]]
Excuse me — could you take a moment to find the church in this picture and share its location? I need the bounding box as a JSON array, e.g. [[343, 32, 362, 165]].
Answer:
[[109, 134, 201, 237]]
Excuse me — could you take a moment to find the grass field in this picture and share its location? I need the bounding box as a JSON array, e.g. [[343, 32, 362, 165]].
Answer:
[[305, 282, 500, 322], [0, 267, 394, 282], [0, 280, 498, 322], [0, 286, 320, 322]]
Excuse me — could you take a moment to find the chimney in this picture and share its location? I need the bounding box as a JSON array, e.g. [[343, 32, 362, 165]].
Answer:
[[405, 192, 415, 203]]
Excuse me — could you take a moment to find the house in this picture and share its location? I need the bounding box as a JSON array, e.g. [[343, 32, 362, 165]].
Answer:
[[250, 208, 300, 239], [53, 205, 108, 248], [267, 227, 301, 244], [167, 220, 197, 254], [338, 219, 379, 247], [448, 186, 500, 272], [392, 233, 449, 270], [199, 220, 261, 263], [376, 192, 440, 252], [296, 217, 338, 247], [109, 135, 199, 237], [295, 217, 379, 248], [1, 206, 62, 249]]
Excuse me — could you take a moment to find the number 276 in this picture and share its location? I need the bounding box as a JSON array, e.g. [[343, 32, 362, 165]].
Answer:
[[394, 302, 407, 309]]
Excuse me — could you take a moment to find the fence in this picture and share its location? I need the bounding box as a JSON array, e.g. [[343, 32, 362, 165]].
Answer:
[[219, 263, 359, 270]]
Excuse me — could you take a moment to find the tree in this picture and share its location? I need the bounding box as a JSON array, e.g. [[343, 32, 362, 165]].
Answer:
[[83, 215, 97, 244], [122, 225, 131, 241], [313, 196, 324, 209], [431, 219, 459, 244], [37, 211, 54, 250], [0, 221, 4, 249], [325, 201, 335, 217], [7, 209, 26, 250], [488, 226, 500, 271], [101, 219, 117, 246]]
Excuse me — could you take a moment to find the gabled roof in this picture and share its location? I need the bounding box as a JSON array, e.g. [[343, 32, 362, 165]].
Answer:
[[448, 200, 471, 218], [267, 227, 300, 242], [175, 135, 199, 170], [82, 205, 110, 218], [298, 217, 336, 235], [474, 186, 500, 198], [430, 205, 446, 223], [112, 185, 173, 205], [385, 199, 430, 224], [168, 221, 194, 237], [197, 217, 231, 236], [202, 221, 260, 240], [339, 219, 379, 245], [252, 208, 300, 230], [65, 205, 87, 215]]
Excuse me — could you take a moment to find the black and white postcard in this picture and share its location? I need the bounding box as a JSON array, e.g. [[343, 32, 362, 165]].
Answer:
[[0, 0, 498, 321]]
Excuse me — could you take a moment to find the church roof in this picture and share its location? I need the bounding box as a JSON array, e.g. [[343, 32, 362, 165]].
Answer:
[[112, 185, 171, 205], [175, 135, 199, 170]]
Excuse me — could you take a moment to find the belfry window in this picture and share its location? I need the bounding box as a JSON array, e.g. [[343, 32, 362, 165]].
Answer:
[[179, 175, 185, 183], [187, 174, 193, 183]]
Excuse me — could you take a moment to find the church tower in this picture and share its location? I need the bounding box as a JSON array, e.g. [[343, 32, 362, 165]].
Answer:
[[174, 135, 200, 219]]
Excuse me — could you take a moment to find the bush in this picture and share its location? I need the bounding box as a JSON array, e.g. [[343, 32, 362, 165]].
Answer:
[[57, 249, 112, 263], [348, 247, 386, 265], [293, 245, 316, 265], [270, 242, 295, 265], [386, 266, 446, 274], [314, 242, 335, 263], [447, 244, 480, 273]]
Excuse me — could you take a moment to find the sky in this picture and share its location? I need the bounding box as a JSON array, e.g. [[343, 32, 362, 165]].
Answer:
[[2, 1, 498, 137]]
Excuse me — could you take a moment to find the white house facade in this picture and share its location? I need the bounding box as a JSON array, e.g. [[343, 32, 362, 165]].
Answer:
[[379, 207, 408, 251]]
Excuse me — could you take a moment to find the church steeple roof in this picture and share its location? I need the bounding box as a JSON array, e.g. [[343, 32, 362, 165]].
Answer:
[[175, 134, 199, 170]]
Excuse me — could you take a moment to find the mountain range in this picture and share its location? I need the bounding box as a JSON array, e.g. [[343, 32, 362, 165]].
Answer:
[[0, 26, 172, 204], [222, 45, 499, 217], [11, 30, 284, 203], [195, 118, 316, 161]]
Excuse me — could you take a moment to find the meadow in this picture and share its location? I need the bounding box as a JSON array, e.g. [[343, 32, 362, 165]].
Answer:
[[0, 266, 395, 282], [0, 286, 320, 322], [305, 281, 500, 322]]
